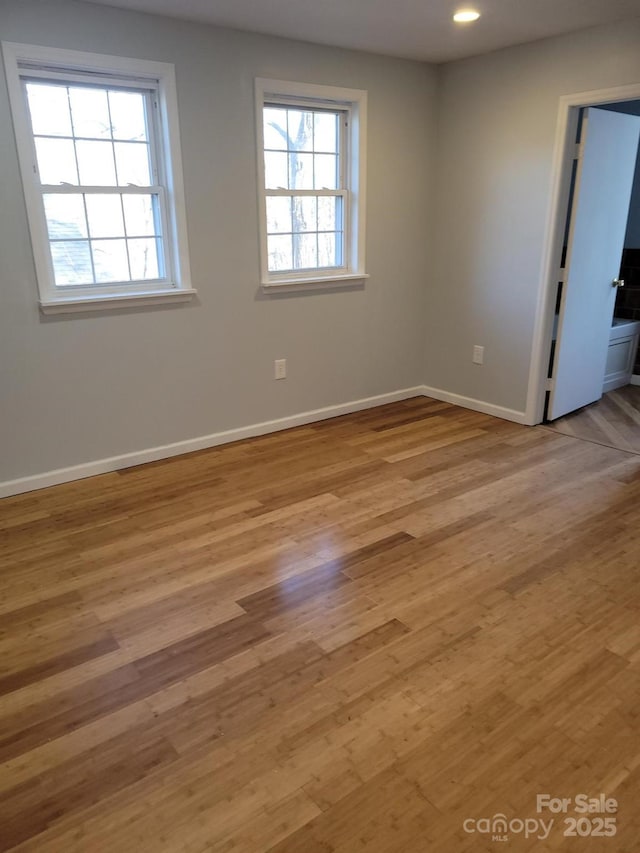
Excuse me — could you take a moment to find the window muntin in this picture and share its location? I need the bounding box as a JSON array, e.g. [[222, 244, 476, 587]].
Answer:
[[24, 78, 167, 290], [263, 104, 347, 275]]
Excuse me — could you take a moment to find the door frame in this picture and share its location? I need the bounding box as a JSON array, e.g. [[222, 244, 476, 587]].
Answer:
[[525, 82, 640, 425]]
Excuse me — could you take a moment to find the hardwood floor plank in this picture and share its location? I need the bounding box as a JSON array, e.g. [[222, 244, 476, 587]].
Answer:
[[0, 732, 179, 852], [0, 592, 83, 631], [0, 616, 271, 763], [0, 633, 119, 698], [133, 613, 271, 683], [237, 532, 413, 620], [161, 622, 412, 756]]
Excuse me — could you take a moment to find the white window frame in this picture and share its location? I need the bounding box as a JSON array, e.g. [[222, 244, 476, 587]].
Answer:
[[2, 42, 194, 314], [255, 78, 368, 291]]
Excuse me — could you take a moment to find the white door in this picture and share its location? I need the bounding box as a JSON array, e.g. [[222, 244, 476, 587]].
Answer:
[[548, 107, 640, 421]]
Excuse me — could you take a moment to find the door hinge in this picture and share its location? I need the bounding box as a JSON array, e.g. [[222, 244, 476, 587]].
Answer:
[[545, 378, 554, 391], [574, 142, 584, 160]]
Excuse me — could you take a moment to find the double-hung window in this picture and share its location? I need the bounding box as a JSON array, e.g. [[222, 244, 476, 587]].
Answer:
[[256, 79, 367, 290], [2, 43, 193, 313]]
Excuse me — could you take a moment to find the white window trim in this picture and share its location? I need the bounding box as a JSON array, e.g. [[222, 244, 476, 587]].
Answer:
[[255, 77, 368, 291], [2, 42, 194, 314]]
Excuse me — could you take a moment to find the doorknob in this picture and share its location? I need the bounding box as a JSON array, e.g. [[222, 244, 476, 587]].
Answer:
[[612, 278, 625, 288]]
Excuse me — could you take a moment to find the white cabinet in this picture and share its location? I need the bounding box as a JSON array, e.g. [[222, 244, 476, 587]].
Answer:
[[603, 319, 640, 392]]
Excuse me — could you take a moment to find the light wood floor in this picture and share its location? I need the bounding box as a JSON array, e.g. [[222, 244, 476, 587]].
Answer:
[[544, 384, 640, 454], [1, 397, 640, 852]]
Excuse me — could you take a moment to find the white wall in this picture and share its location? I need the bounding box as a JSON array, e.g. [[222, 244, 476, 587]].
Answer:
[[428, 19, 640, 414], [0, 0, 436, 486]]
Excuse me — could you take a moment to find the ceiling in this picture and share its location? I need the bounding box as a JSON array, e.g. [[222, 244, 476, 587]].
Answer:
[[82, 0, 640, 63]]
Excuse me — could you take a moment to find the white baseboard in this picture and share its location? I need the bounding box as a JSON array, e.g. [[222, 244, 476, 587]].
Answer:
[[631, 374, 640, 387], [0, 384, 532, 498], [603, 375, 634, 393], [0, 386, 425, 499], [421, 384, 529, 425]]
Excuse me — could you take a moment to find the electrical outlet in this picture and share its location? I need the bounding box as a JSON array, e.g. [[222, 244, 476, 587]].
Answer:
[[274, 358, 287, 380], [472, 345, 484, 365]]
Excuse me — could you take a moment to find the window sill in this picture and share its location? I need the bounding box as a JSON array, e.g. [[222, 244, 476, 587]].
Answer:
[[39, 288, 197, 315], [261, 273, 369, 294]]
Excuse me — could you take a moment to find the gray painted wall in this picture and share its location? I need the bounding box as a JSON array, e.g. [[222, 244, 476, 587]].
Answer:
[[0, 0, 435, 483], [428, 19, 640, 413]]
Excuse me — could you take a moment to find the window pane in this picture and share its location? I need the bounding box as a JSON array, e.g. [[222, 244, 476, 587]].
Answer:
[[263, 107, 287, 151], [314, 154, 338, 189], [266, 197, 292, 234], [317, 196, 342, 232], [26, 83, 72, 137], [318, 232, 341, 267], [35, 138, 78, 185], [314, 112, 338, 153], [109, 91, 148, 141], [268, 234, 292, 272], [289, 152, 313, 189], [85, 194, 125, 238], [92, 239, 130, 283], [291, 197, 317, 233], [128, 238, 160, 280], [50, 241, 92, 285], [264, 152, 288, 189], [123, 194, 157, 236], [69, 87, 111, 139], [287, 111, 313, 152], [43, 194, 87, 240], [76, 140, 117, 185], [293, 233, 317, 269], [114, 142, 151, 186]]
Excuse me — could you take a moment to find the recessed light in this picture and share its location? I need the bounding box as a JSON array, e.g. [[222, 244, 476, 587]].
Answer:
[[453, 9, 481, 22]]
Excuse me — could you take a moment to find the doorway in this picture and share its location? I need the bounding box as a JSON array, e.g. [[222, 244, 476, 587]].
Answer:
[[527, 82, 640, 434]]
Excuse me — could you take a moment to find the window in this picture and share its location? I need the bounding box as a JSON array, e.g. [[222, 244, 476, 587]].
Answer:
[[2, 43, 193, 313], [256, 79, 367, 290]]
